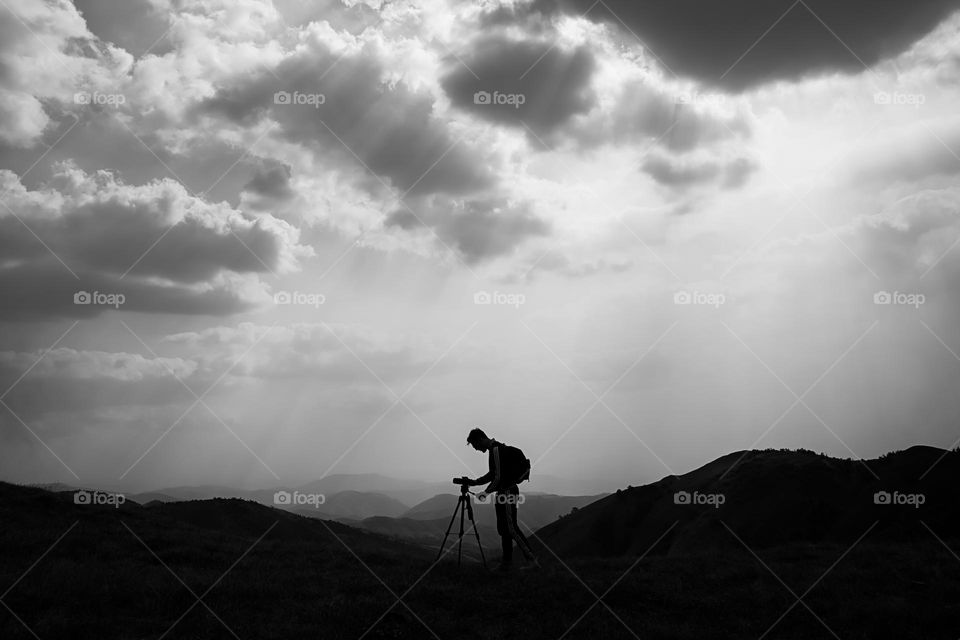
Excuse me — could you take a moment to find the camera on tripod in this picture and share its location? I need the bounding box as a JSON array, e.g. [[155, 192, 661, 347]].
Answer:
[[438, 476, 486, 568]]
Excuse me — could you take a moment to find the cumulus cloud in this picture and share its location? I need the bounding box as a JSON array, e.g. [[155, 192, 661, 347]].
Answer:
[[848, 117, 960, 184], [642, 152, 756, 190], [71, 0, 174, 57], [0, 0, 132, 147], [242, 160, 296, 206], [0, 347, 196, 418], [441, 36, 596, 136], [854, 188, 960, 281], [201, 37, 494, 197], [272, 0, 382, 33], [0, 162, 311, 319], [568, 78, 751, 153], [385, 196, 551, 263], [0, 320, 454, 423], [158, 322, 470, 401]]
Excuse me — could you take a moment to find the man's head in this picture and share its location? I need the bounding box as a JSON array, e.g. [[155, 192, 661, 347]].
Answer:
[[467, 427, 492, 452]]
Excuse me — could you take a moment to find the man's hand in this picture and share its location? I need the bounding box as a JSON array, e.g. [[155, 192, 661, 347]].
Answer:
[[476, 491, 488, 502]]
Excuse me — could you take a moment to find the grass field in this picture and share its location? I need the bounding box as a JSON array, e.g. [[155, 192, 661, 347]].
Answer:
[[2, 483, 958, 639]]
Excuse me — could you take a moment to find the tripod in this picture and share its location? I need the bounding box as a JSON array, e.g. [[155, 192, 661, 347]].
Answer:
[[435, 482, 487, 568]]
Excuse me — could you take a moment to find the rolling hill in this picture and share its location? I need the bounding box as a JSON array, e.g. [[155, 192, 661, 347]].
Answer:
[[5, 447, 960, 639], [535, 446, 960, 557], [354, 515, 500, 558], [293, 489, 410, 520]]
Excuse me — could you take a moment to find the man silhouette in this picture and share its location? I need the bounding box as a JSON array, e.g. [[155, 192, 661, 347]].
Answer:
[[465, 428, 539, 571]]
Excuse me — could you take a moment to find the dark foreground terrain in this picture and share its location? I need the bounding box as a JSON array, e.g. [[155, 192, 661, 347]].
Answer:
[[2, 447, 960, 639]]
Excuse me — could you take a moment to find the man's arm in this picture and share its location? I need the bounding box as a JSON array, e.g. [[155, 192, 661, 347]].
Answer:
[[483, 446, 502, 493], [471, 470, 492, 486], [472, 446, 500, 490]]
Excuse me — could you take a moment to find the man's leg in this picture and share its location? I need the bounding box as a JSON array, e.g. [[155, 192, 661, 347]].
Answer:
[[504, 493, 535, 561], [495, 497, 512, 564]]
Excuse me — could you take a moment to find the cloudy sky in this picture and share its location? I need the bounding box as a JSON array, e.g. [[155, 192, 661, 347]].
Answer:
[[2, 0, 960, 493]]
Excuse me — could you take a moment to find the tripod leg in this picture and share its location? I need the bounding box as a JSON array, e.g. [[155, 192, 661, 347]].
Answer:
[[435, 497, 462, 563], [466, 500, 486, 568], [457, 496, 466, 568]]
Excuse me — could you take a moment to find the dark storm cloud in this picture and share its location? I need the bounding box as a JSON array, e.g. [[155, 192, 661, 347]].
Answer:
[[201, 43, 494, 197], [385, 197, 551, 263], [530, 0, 959, 90], [440, 36, 596, 136]]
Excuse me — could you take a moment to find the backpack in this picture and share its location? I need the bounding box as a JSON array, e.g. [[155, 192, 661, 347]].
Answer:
[[498, 443, 531, 486]]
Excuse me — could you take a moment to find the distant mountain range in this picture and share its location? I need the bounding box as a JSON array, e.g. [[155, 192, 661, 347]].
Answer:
[[315, 491, 606, 551], [25, 446, 959, 558], [401, 492, 605, 528], [535, 445, 960, 557], [26, 474, 604, 527]]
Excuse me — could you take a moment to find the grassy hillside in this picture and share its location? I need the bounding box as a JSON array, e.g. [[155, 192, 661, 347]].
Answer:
[[536, 446, 960, 557], [3, 447, 960, 639], [355, 515, 500, 558]]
